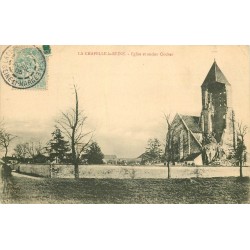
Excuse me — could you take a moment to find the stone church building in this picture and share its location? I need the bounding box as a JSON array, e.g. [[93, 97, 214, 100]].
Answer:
[[169, 61, 236, 165]]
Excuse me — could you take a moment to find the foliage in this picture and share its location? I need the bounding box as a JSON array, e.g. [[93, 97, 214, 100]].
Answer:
[[83, 141, 104, 164], [233, 137, 247, 165], [46, 128, 70, 163], [33, 153, 48, 164], [142, 138, 163, 164]]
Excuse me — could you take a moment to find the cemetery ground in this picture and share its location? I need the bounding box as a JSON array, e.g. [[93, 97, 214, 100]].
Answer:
[[1, 172, 250, 204]]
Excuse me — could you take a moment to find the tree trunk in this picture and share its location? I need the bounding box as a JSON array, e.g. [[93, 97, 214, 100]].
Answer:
[[167, 161, 171, 179], [71, 130, 79, 179], [72, 148, 79, 179], [4, 146, 8, 158], [74, 163, 79, 179], [240, 158, 243, 178]]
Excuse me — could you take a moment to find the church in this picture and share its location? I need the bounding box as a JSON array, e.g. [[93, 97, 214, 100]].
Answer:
[[169, 61, 237, 165]]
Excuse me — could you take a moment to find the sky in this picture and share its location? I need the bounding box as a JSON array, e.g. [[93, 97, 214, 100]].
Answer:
[[0, 45, 250, 157]]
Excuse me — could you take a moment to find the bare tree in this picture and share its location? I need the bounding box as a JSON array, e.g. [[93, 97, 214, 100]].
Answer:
[[234, 121, 248, 177], [13, 141, 45, 163], [164, 114, 175, 179], [26, 141, 44, 158], [14, 143, 29, 159], [0, 122, 16, 158], [57, 85, 92, 178]]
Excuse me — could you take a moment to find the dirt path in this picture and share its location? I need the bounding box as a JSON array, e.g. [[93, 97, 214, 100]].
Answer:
[[0, 172, 42, 203], [12, 172, 43, 179]]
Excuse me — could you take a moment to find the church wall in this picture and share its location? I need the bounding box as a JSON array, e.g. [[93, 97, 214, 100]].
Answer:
[[213, 106, 227, 135], [212, 86, 227, 139], [189, 135, 202, 156], [201, 83, 231, 143], [170, 115, 202, 162], [222, 108, 236, 150], [226, 85, 232, 108], [183, 129, 191, 159], [171, 119, 184, 161], [171, 116, 187, 161]]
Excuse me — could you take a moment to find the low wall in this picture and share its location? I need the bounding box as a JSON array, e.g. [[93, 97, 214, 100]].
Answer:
[[15, 164, 250, 179], [17, 164, 51, 177]]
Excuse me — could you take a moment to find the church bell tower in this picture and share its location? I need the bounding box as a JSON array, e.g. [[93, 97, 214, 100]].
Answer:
[[200, 60, 236, 149]]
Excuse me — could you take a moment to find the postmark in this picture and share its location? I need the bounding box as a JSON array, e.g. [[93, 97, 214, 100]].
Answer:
[[0, 45, 46, 89]]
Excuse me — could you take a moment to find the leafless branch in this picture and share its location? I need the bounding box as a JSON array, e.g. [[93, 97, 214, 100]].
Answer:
[[0, 126, 17, 157], [77, 134, 94, 156], [56, 84, 92, 178]]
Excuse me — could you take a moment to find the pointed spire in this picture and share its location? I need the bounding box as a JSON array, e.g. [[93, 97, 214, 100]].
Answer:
[[201, 61, 230, 87]]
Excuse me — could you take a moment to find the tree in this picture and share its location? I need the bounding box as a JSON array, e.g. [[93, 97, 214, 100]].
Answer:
[[164, 114, 175, 178], [84, 141, 104, 164], [0, 122, 16, 158], [142, 138, 163, 165], [14, 141, 46, 163], [57, 85, 92, 178], [46, 128, 70, 163], [14, 143, 29, 162], [26, 141, 44, 159], [233, 122, 247, 177]]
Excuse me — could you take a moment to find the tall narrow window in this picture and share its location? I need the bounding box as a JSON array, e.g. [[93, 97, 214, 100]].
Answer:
[[179, 130, 184, 160]]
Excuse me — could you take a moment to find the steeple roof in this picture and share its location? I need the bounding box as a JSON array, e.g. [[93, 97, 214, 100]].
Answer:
[[202, 61, 230, 87]]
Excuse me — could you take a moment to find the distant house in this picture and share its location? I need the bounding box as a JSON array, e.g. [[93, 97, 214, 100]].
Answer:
[[117, 157, 141, 165], [103, 155, 117, 165]]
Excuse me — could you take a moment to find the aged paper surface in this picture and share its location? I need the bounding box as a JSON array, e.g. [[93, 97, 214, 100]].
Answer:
[[0, 45, 249, 204]]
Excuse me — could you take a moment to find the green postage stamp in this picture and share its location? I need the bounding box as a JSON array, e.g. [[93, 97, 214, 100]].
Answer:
[[0, 45, 49, 89]]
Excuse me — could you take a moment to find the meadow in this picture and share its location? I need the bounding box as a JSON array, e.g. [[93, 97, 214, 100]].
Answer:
[[1, 173, 249, 204]]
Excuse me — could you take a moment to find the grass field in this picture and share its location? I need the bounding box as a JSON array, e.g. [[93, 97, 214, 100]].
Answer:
[[1, 174, 250, 204]]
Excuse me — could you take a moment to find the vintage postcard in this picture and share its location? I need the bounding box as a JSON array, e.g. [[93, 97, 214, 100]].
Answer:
[[0, 45, 250, 204]]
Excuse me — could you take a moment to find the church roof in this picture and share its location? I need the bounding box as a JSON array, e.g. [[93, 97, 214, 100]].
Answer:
[[202, 61, 230, 87], [179, 115, 202, 133]]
